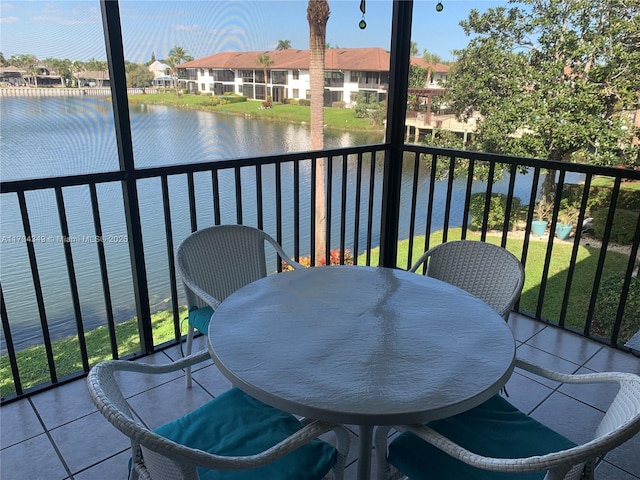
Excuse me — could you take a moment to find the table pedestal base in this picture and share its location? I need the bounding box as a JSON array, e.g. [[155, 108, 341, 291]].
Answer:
[[357, 425, 373, 480]]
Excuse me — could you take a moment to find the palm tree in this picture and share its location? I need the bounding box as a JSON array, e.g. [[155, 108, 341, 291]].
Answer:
[[167, 45, 193, 95], [256, 53, 274, 100], [276, 40, 292, 50], [410, 41, 419, 57], [422, 49, 443, 86], [307, 0, 330, 263]]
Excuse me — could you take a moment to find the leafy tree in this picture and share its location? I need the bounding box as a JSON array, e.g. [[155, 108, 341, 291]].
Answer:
[[43, 57, 73, 86], [0, 52, 6, 67], [409, 65, 427, 88], [276, 40, 292, 50], [9, 53, 38, 69], [308, 0, 330, 263], [447, 0, 640, 176], [85, 57, 107, 72], [125, 62, 154, 89], [354, 92, 386, 126]]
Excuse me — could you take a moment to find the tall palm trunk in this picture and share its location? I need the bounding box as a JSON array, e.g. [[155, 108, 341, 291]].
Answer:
[[307, 0, 330, 264]]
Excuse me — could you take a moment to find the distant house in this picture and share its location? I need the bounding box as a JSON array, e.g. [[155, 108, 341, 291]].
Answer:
[[176, 47, 444, 106], [74, 71, 110, 88], [1, 65, 63, 87], [0, 66, 27, 86], [409, 58, 450, 89], [148, 60, 174, 87]]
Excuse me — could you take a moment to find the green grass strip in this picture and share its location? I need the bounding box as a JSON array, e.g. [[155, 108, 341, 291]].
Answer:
[[128, 92, 383, 132]]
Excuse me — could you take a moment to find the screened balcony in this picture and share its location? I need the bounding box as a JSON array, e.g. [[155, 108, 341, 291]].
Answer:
[[1, 0, 639, 478]]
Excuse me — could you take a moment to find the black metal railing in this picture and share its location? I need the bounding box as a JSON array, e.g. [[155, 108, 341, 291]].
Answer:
[[2, 142, 639, 404]]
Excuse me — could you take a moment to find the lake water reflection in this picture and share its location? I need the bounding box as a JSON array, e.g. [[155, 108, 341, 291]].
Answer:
[[1, 96, 540, 350]]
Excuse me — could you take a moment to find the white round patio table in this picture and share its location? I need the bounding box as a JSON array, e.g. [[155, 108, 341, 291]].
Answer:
[[207, 265, 516, 480]]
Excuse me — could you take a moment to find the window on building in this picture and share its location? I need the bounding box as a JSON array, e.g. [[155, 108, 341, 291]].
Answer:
[[241, 84, 253, 98], [255, 84, 266, 100], [241, 70, 254, 82], [272, 71, 286, 85], [324, 71, 344, 87], [293, 69, 299, 80], [201, 83, 205, 91], [293, 88, 299, 99]]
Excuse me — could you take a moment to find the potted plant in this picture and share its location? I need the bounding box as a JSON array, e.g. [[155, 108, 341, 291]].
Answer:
[[556, 199, 579, 240], [531, 199, 552, 236]]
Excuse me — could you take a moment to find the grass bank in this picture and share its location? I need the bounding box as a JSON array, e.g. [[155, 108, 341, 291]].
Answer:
[[1, 307, 185, 398], [128, 92, 384, 132], [2, 230, 633, 397], [360, 228, 633, 340]]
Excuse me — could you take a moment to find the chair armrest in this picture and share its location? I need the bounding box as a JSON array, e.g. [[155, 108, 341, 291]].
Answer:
[[88, 352, 350, 472], [178, 270, 222, 310], [263, 234, 305, 270], [398, 361, 640, 477]]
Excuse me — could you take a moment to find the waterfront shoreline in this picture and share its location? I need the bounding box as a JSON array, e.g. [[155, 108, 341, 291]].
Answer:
[[0, 86, 157, 97]]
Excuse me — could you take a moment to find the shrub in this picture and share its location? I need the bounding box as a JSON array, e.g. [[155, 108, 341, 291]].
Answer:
[[282, 249, 354, 270], [261, 100, 272, 109], [593, 208, 639, 245], [331, 101, 346, 108], [219, 95, 247, 104], [593, 274, 640, 344], [468, 193, 523, 231], [298, 99, 311, 106], [567, 184, 640, 213]]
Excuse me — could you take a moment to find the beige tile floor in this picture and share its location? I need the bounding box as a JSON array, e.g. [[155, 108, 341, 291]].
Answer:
[[2, 313, 639, 480]]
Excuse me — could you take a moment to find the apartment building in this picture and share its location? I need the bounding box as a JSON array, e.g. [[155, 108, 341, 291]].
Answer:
[[177, 47, 448, 106]]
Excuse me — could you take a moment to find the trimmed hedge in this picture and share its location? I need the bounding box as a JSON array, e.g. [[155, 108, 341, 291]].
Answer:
[[219, 94, 247, 103], [593, 208, 639, 245], [594, 274, 640, 344]]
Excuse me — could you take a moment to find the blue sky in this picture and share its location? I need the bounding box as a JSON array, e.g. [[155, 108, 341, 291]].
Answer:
[[1, 1, 508, 63]]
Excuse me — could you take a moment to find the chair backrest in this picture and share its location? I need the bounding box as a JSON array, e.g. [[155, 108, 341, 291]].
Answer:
[[176, 225, 299, 311], [410, 240, 525, 320]]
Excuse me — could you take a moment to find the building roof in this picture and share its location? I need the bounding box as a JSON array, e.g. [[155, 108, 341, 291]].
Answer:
[[178, 48, 449, 73], [74, 71, 110, 80], [410, 57, 451, 73], [148, 60, 170, 71]]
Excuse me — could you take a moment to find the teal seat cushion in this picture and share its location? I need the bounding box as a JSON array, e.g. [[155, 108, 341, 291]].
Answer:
[[153, 387, 336, 480], [188, 306, 215, 333], [388, 394, 577, 480]]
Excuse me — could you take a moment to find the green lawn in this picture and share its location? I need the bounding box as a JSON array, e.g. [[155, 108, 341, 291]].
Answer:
[[2, 230, 634, 398], [0, 307, 185, 398], [360, 228, 632, 339], [128, 92, 383, 132]]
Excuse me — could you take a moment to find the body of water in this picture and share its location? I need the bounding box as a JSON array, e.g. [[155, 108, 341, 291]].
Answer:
[[0, 96, 570, 351]]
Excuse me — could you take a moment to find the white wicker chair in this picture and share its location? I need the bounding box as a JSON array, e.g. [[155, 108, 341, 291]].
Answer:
[[176, 224, 303, 387], [87, 350, 350, 480], [409, 240, 525, 320], [374, 358, 640, 480]]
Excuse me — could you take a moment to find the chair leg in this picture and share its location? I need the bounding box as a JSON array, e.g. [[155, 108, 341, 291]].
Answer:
[[374, 426, 393, 480], [185, 324, 194, 388]]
